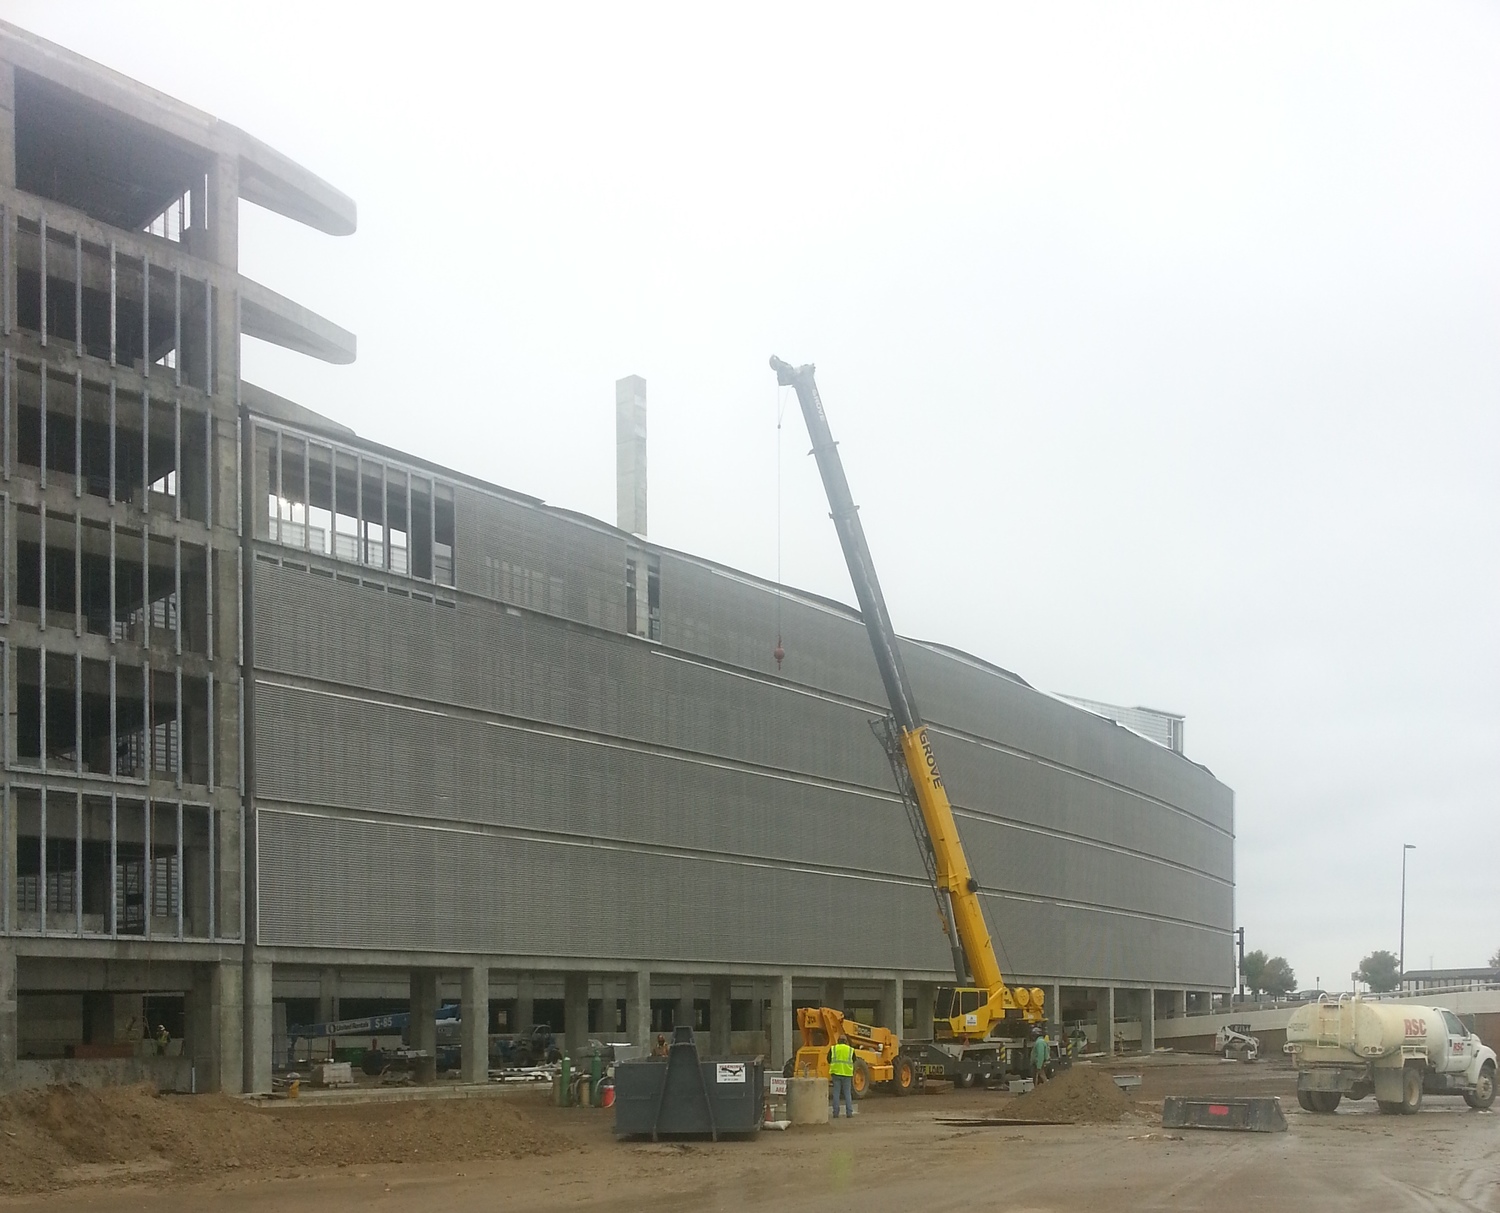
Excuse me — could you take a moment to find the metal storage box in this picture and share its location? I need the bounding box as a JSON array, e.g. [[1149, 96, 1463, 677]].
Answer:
[[614, 1028, 763, 1140]]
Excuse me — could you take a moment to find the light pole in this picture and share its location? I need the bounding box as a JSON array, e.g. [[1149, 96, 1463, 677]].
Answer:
[[1399, 843, 1416, 988]]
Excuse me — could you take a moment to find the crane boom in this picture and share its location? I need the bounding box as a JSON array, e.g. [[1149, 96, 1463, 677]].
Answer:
[[771, 356, 1011, 1008]]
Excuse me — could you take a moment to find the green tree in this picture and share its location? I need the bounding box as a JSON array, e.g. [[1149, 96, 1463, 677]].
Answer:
[[1240, 949, 1268, 996], [1262, 956, 1296, 997], [1358, 950, 1401, 993]]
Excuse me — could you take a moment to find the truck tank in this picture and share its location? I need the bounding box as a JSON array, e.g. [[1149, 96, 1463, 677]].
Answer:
[[1285, 998, 1448, 1064]]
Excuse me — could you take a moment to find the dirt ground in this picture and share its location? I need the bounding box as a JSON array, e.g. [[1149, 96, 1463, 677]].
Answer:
[[2, 1055, 1497, 1212]]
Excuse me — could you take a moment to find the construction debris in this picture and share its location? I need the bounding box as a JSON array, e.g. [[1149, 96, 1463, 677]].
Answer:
[[994, 1065, 1135, 1124], [0, 1083, 561, 1196]]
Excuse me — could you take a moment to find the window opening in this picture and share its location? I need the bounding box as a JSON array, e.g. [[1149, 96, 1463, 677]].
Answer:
[[46, 649, 78, 769], [151, 802, 179, 927], [80, 657, 111, 774], [434, 482, 455, 585], [150, 666, 178, 780], [386, 466, 409, 575], [115, 664, 146, 779], [307, 443, 333, 556], [181, 804, 210, 937], [13, 788, 41, 926], [182, 674, 209, 785], [81, 795, 111, 933], [114, 798, 146, 934], [647, 555, 661, 641], [79, 519, 111, 636]]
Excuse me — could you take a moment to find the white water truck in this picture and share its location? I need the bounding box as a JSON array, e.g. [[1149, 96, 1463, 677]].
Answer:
[[1284, 996, 1496, 1114]]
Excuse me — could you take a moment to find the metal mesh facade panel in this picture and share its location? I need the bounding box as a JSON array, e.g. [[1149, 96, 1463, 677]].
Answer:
[[250, 480, 1236, 987]]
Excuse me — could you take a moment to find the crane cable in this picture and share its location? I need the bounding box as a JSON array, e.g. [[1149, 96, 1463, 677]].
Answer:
[[773, 383, 788, 670]]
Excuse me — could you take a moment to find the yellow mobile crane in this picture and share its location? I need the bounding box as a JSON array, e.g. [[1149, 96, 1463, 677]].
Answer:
[[772, 357, 1045, 1085]]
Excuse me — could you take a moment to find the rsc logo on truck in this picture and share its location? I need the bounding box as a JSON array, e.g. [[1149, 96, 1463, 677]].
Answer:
[[1404, 1017, 1427, 1039]]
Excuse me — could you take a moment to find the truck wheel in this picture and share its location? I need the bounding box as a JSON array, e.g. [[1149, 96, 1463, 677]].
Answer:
[[892, 1056, 918, 1096], [1310, 1091, 1342, 1113], [782, 1058, 796, 1079], [1464, 1063, 1496, 1111], [852, 1058, 872, 1100], [1296, 1089, 1315, 1112], [1399, 1065, 1424, 1115], [955, 1071, 976, 1089]]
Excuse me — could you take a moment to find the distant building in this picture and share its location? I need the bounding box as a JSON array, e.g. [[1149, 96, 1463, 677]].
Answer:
[[1399, 968, 1500, 997]]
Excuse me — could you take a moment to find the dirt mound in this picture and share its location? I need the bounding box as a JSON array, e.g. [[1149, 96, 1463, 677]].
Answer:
[[0, 1083, 563, 1195], [997, 1064, 1133, 1124]]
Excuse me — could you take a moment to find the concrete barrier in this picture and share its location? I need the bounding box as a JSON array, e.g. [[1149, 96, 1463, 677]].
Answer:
[[787, 1076, 830, 1125]]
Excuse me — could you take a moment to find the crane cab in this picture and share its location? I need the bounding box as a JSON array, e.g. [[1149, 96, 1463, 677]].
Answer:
[[934, 984, 1047, 1041]]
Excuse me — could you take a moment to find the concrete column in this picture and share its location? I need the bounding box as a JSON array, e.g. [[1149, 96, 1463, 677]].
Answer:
[[1095, 987, 1115, 1056], [822, 978, 845, 1013], [627, 970, 651, 1052], [1049, 983, 1063, 1029], [204, 154, 239, 271], [185, 962, 243, 1093], [1139, 988, 1155, 1054], [770, 975, 794, 1069], [409, 970, 438, 1085], [0, 941, 16, 1093], [914, 983, 936, 1041], [246, 960, 273, 1094], [515, 972, 534, 1031], [0, 63, 15, 189], [317, 968, 339, 1026], [709, 977, 731, 1056], [564, 972, 589, 1057], [461, 966, 489, 1085], [1171, 989, 1188, 1019], [878, 978, 903, 1039], [674, 980, 695, 1033]]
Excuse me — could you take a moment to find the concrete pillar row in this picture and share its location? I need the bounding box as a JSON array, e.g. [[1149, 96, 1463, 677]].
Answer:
[[515, 972, 535, 1032], [564, 973, 590, 1057], [1171, 989, 1188, 1019], [1049, 983, 1063, 1030], [878, 978, 903, 1040], [461, 966, 489, 1085], [185, 962, 242, 1094], [770, 976, 794, 1069], [1139, 988, 1156, 1054], [1095, 986, 1115, 1056], [0, 941, 17, 1093], [317, 968, 339, 1026], [246, 961, 273, 1094], [627, 970, 652, 1052], [674, 980, 695, 1033], [409, 970, 439, 1085], [709, 977, 732, 1056], [914, 982, 936, 1041]]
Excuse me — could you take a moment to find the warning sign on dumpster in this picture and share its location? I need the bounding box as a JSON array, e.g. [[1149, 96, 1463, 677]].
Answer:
[[716, 1063, 747, 1083]]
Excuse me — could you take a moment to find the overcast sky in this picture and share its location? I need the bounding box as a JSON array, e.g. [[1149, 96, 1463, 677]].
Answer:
[[7, 1, 1495, 992]]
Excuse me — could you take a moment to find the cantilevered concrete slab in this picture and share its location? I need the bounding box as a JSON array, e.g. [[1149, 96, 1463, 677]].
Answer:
[[0, 19, 356, 237]]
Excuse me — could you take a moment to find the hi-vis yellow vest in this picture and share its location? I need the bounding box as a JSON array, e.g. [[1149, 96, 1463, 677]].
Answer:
[[829, 1042, 855, 1077]]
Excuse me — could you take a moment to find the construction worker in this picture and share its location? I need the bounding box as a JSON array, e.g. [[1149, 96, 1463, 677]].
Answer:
[[1031, 1027, 1050, 1085], [827, 1038, 855, 1118], [652, 1033, 669, 1058], [156, 1024, 171, 1056]]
